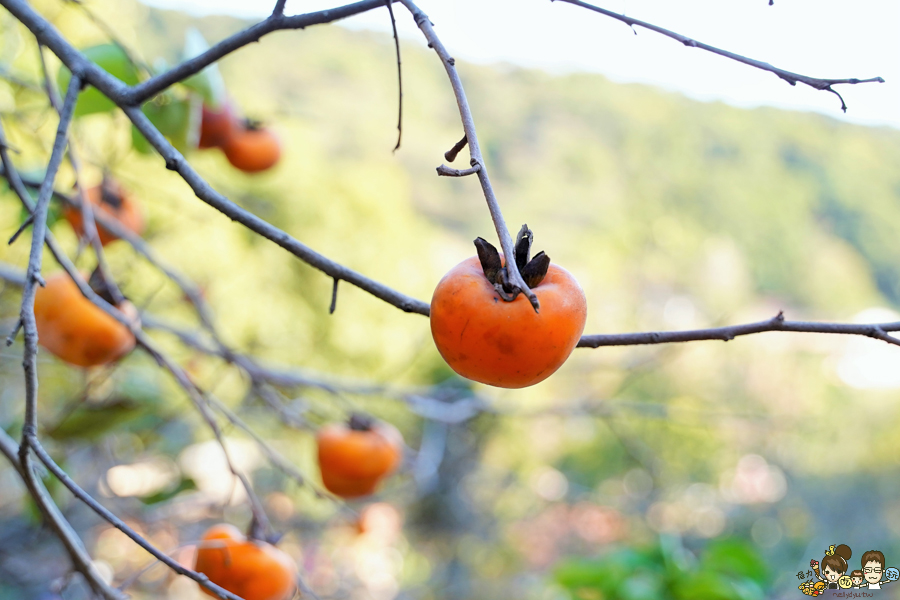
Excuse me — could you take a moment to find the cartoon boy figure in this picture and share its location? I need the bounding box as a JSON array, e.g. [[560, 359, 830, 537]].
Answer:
[[851, 570, 864, 588], [861, 550, 887, 589]]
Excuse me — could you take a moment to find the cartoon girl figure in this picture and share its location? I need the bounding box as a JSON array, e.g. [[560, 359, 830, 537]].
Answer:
[[851, 570, 865, 588], [813, 544, 852, 590]]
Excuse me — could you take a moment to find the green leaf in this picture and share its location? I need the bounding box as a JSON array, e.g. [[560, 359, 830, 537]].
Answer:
[[673, 572, 741, 600], [58, 44, 141, 117], [48, 398, 150, 441], [181, 28, 226, 108], [701, 538, 770, 585], [131, 92, 201, 154], [138, 476, 197, 505]]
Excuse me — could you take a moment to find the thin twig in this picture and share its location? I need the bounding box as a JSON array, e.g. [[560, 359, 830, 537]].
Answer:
[[386, 0, 403, 151], [26, 438, 248, 600], [436, 164, 481, 177], [0, 0, 399, 106], [577, 311, 900, 348], [272, 0, 288, 17], [7, 214, 34, 245], [0, 429, 123, 600], [37, 43, 125, 305], [399, 0, 540, 311], [552, 0, 884, 112], [12, 75, 124, 600], [330, 277, 340, 314]]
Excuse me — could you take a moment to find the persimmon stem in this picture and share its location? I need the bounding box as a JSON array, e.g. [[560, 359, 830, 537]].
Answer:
[[400, 0, 540, 312]]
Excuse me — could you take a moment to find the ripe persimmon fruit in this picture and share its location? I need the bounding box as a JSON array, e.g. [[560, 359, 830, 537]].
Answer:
[[34, 272, 138, 368], [430, 226, 587, 388], [198, 101, 238, 149], [63, 178, 144, 246], [317, 414, 403, 498], [194, 524, 297, 600], [222, 122, 281, 173]]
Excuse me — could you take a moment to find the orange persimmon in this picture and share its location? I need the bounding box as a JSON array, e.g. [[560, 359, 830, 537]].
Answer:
[[64, 180, 144, 246], [194, 524, 298, 600], [317, 415, 403, 498], [430, 229, 587, 388], [198, 101, 238, 149], [222, 125, 281, 173], [34, 272, 138, 368]]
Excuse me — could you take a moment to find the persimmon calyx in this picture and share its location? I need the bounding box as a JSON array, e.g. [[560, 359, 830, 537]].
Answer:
[[98, 176, 122, 208], [474, 224, 550, 301], [88, 267, 119, 306], [348, 412, 375, 431]]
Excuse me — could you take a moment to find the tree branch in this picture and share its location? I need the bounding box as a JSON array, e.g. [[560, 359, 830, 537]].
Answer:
[[552, 0, 884, 112], [10, 76, 125, 600], [398, 0, 540, 311], [577, 311, 900, 348], [0, 0, 398, 105], [26, 438, 249, 600], [123, 105, 429, 314], [386, 0, 403, 151]]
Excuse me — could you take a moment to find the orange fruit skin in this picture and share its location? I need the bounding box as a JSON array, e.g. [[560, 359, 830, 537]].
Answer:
[[316, 423, 402, 498], [199, 103, 238, 149], [430, 255, 587, 388], [194, 524, 298, 600], [64, 184, 144, 246], [34, 273, 138, 368], [222, 127, 281, 173]]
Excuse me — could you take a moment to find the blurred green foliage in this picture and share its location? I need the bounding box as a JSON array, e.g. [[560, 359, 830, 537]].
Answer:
[[556, 538, 768, 600]]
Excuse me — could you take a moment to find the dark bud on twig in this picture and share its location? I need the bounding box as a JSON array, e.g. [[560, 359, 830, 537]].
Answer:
[[474, 237, 502, 284], [521, 251, 550, 288], [514, 224, 533, 271], [444, 134, 468, 162], [99, 176, 122, 209], [349, 412, 375, 431], [88, 267, 118, 306], [329, 278, 339, 314]]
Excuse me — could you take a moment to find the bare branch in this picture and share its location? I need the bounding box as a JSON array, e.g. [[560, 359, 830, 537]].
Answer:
[[272, 0, 288, 17], [577, 312, 900, 348], [10, 75, 125, 600], [0, 430, 124, 600], [26, 438, 249, 600], [552, 0, 884, 112], [7, 214, 34, 245], [37, 43, 125, 305], [436, 163, 481, 177], [386, 0, 403, 151], [399, 0, 540, 311], [123, 105, 429, 315]]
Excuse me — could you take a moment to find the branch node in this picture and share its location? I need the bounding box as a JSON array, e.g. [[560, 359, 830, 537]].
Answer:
[[165, 157, 180, 171]]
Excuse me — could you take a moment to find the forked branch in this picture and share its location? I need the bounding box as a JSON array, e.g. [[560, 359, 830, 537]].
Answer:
[[552, 0, 884, 112]]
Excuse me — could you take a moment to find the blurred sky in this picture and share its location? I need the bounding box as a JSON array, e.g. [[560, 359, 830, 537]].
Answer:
[[137, 0, 900, 130]]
